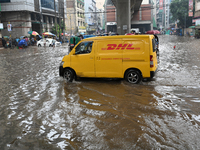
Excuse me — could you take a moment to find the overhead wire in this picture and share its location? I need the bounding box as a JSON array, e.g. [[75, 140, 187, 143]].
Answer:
[[1, 2, 187, 28]]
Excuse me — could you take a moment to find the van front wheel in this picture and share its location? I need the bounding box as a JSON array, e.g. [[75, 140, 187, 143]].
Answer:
[[63, 69, 74, 82], [125, 70, 141, 84]]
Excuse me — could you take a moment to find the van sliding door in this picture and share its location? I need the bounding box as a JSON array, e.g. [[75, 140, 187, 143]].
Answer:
[[95, 40, 123, 78]]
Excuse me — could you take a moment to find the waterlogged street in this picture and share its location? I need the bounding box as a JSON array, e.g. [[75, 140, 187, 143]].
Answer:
[[0, 35, 200, 149]]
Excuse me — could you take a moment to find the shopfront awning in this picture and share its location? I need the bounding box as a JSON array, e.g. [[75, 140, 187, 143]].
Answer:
[[189, 26, 195, 28]]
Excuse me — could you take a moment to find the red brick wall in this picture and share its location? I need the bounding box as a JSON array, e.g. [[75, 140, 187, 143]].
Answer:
[[106, 6, 116, 22], [142, 4, 151, 20], [132, 4, 151, 21]]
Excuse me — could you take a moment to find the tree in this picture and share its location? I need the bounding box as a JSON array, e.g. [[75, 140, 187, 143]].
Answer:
[[51, 24, 61, 36], [60, 20, 66, 33], [170, 0, 194, 28], [51, 21, 66, 36]]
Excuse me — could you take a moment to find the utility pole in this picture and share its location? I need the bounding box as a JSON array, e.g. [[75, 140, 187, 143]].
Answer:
[[128, 0, 131, 33], [59, 1, 61, 40], [74, 0, 76, 34], [54, 0, 57, 37], [63, 1, 65, 43], [185, 12, 186, 36], [95, 1, 98, 35], [39, 0, 43, 35], [70, 15, 72, 36]]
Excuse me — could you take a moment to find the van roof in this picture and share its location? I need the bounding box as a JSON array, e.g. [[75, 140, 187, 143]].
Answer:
[[82, 35, 154, 41]]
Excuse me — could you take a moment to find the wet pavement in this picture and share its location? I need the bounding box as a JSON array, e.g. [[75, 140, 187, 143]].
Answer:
[[0, 35, 200, 150]]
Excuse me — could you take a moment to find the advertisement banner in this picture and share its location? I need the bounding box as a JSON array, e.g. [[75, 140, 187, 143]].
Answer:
[[7, 24, 12, 31], [0, 23, 3, 29], [188, 0, 193, 17]]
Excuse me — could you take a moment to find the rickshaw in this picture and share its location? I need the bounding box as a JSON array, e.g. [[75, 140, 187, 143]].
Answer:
[[69, 36, 81, 52]]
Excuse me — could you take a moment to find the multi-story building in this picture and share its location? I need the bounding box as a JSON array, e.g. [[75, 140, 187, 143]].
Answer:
[[65, 0, 86, 35], [104, 0, 117, 33], [193, 0, 200, 27], [0, 0, 64, 38], [131, 0, 153, 33], [156, 0, 163, 30], [84, 0, 98, 34], [97, 8, 103, 33], [157, 0, 173, 30], [104, 0, 154, 34]]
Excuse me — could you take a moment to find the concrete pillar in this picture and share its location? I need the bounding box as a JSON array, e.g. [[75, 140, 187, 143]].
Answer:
[[116, 0, 131, 35], [49, 17, 53, 32], [46, 16, 49, 32]]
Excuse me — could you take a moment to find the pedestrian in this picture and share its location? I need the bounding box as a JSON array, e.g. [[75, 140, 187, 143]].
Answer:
[[31, 37, 34, 46], [131, 30, 136, 35], [79, 34, 84, 40], [44, 38, 46, 47], [8, 37, 12, 48], [52, 37, 56, 48], [2, 37, 6, 48]]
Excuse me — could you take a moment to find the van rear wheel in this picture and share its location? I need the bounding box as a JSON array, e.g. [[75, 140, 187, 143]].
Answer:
[[125, 70, 141, 84], [63, 69, 74, 82]]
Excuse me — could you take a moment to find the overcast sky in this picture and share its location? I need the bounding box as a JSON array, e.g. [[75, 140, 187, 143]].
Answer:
[[96, 0, 105, 9]]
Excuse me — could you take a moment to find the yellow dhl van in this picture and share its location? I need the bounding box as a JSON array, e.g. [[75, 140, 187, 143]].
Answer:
[[59, 35, 158, 84]]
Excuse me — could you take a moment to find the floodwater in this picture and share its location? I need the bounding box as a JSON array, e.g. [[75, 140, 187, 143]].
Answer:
[[0, 35, 200, 150]]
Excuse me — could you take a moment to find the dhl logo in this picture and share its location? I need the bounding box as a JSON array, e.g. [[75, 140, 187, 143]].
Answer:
[[101, 44, 140, 50]]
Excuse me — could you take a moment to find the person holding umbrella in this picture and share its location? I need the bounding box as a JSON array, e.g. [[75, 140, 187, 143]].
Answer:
[[28, 31, 39, 46]]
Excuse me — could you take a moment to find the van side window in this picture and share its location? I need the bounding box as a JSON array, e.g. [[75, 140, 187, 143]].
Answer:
[[152, 39, 156, 52], [75, 41, 93, 54]]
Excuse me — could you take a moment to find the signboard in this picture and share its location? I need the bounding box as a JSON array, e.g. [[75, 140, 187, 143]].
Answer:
[[123, 25, 127, 30], [188, 0, 193, 17], [106, 22, 117, 26], [196, 20, 200, 26], [7, 24, 12, 31], [0, 23, 3, 29], [193, 19, 200, 23]]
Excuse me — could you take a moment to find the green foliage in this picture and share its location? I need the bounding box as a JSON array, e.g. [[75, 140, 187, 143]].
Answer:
[[60, 20, 66, 32], [51, 24, 60, 36], [170, 0, 194, 28], [51, 21, 66, 36]]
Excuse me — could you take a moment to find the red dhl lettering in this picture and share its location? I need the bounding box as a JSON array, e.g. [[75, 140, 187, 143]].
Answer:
[[107, 44, 117, 50], [101, 44, 140, 50], [116, 44, 128, 50], [126, 44, 134, 50]]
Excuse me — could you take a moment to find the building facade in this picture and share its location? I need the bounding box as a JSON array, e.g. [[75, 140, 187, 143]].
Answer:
[[156, 0, 174, 30], [0, 0, 64, 38], [65, 0, 86, 35], [131, 0, 153, 33], [84, 0, 99, 34], [193, 0, 200, 27], [104, 0, 116, 33]]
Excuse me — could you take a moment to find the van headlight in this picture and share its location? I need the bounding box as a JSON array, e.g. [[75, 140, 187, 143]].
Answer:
[[60, 61, 64, 67]]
